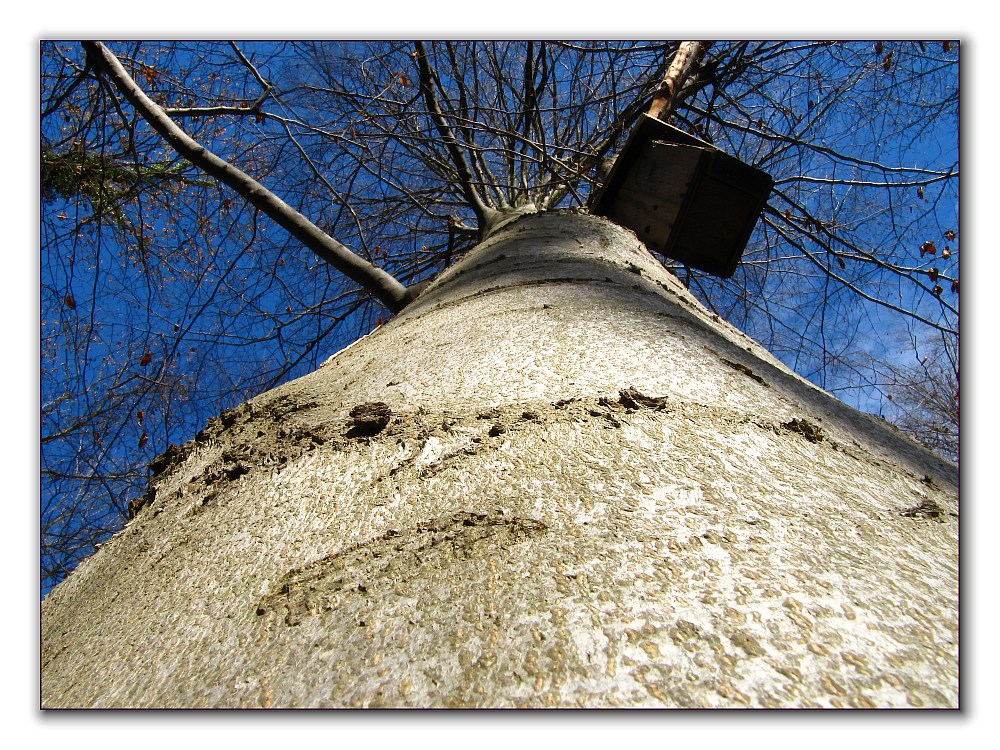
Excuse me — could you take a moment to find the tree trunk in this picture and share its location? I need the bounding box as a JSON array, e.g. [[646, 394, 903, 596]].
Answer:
[[41, 211, 958, 708]]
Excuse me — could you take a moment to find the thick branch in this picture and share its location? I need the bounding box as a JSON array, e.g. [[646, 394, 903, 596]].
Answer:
[[82, 41, 413, 313], [648, 42, 708, 121]]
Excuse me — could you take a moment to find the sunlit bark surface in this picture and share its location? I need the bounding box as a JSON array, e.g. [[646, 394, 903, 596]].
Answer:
[[41, 212, 957, 708]]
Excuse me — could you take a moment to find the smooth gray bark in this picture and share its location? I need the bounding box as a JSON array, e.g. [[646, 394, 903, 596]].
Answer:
[[41, 211, 958, 708]]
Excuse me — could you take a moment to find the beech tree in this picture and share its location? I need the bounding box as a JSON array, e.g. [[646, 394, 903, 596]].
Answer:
[[41, 41, 958, 708]]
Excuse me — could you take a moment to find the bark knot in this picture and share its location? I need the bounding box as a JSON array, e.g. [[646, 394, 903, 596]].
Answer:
[[781, 418, 824, 443], [348, 402, 393, 437]]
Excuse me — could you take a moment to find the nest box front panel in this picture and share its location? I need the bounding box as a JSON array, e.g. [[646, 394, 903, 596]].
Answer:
[[606, 141, 703, 253], [591, 114, 773, 278]]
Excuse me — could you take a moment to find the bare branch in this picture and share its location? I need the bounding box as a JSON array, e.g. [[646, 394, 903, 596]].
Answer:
[[762, 210, 957, 335], [229, 42, 271, 90], [413, 41, 501, 233], [82, 41, 413, 313], [648, 42, 709, 121]]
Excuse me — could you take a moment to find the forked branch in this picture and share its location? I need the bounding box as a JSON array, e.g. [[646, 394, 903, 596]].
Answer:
[[413, 41, 502, 235]]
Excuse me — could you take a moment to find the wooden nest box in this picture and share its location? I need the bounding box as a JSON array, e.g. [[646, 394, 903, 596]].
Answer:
[[590, 114, 773, 278]]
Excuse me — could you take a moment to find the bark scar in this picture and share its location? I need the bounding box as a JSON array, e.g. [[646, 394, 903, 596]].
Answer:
[[257, 511, 548, 626]]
